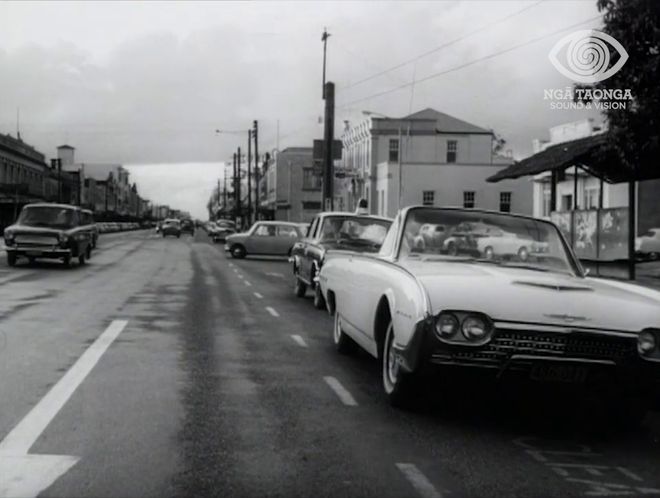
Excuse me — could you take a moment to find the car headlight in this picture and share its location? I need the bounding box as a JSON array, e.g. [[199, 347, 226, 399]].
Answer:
[[435, 313, 459, 338], [638, 330, 657, 355], [461, 315, 489, 341]]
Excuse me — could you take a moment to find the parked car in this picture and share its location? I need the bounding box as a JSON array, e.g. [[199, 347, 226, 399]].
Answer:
[[3, 203, 93, 267], [319, 206, 660, 423], [475, 228, 549, 261], [161, 218, 181, 238], [181, 219, 195, 236], [81, 209, 99, 249], [225, 221, 303, 258], [290, 211, 391, 309], [211, 220, 236, 243], [636, 228, 660, 261]]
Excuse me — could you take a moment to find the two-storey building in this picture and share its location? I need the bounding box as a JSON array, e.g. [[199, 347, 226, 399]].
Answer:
[[341, 108, 532, 217]]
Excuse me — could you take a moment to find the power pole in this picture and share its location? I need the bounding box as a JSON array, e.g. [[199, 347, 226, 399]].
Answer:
[[253, 120, 259, 221], [247, 129, 252, 225], [237, 147, 242, 226], [217, 178, 221, 219], [322, 82, 335, 211], [233, 153, 238, 224], [223, 165, 227, 216], [56, 158, 62, 203], [322, 28, 331, 99]]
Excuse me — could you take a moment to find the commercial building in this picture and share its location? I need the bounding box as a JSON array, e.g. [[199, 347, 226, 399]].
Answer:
[[259, 147, 322, 222], [340, 108, 532, 217]]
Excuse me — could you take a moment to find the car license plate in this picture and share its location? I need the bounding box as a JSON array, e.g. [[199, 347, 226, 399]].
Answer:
[[26, 251, 43, 257], [530, 363, 588, 383]]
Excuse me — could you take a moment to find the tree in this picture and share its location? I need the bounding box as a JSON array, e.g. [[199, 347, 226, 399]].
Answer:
[[596, 0, 660, 177]]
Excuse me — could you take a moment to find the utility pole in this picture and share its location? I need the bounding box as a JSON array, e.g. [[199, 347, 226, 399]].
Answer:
[[56, 158, 62, 203], [322, 28, 331, 99], [237, 147, 242, 227], [322, 82, 335, 211], [233, 153, 237, 224], [217, 178, 221, 219], [223, 165, 227, 216], [253, 120, 259, 221], [247, 129, 252, 225]]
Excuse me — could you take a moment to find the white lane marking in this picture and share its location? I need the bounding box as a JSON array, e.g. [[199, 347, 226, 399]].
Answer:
[[265, 272, 284, 278], [323, 376, 358, 406], [237, 273, 244, 279], [228, 263, 234, 267], [253, 292, 263, 299], [396, 463, 443, 498], [244, 280, 252, 287], [0, 320, 128, 497], [265, 306, 280, 317], [290, 335, 308, 348]]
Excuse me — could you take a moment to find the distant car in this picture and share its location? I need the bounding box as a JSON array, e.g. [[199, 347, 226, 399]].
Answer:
[[319, 206, 660, 425], [291, 211, 392, 309], [636, 228, 660, 261], [475, 228, 549, 261], [3, 203, 93, 267], [441, 221, 497, 256], [225, 221, 303, 258], [161, 219, 181, 238], [211, 220, 236, 243], [81, 209, 99, 249], [181, 219, 195, 236]]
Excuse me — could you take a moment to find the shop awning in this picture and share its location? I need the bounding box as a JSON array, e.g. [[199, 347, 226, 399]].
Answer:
[[487, 133, 658, 184]]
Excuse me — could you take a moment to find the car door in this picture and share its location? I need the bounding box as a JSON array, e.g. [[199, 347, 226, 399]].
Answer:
[[275, 224, 300, 255], [299, 217, 320, 282], [245, 223, 275, 254]]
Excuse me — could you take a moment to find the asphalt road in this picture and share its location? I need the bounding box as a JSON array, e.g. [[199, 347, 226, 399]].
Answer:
[[0, 229, 659, 498]]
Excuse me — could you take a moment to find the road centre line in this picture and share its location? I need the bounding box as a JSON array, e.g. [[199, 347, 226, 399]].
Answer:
[[323, 376, 358, 406], [290, 335, 308, 348], [0, 320, 128, 454], [237, 273, 244, 279], [244, 281, 252, 287], [265, 306, 280, 317], [253, 292, 264, 299], [265, 272, 284, 278], [395, 463, 443, 498]]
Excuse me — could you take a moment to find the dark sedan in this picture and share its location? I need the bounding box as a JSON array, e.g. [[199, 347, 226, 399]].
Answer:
[[290, 211, 391, 309]]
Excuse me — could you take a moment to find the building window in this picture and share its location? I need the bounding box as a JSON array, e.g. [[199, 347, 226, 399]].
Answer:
[[542, 187, 552, 217], [584, 187, 599, 209], [499, 192, 512, 213], [447, 140, 457, 163], [302, 168, 321, 190], [422, 190, 435, 206], [389, 139, 399, 162], [463, 191, 475, 208], [561, 194, 573, 212]]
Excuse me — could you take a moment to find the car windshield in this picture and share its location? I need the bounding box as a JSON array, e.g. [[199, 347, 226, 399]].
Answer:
[[17, 206, 77, 229], [320, 216, 392, 248], [399, 208, 575, 275]]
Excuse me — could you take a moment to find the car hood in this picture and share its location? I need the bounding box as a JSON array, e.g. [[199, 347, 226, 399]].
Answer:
[[5, 224, 66, 235], [400, 260, 660, 332]]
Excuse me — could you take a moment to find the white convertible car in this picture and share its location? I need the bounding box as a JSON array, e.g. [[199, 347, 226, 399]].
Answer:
[[319, 206, 660, 420]]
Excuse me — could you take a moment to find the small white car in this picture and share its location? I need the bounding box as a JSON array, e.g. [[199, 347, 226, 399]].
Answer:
[[636, 228, 660, 260], [319, 206, 660, 423]]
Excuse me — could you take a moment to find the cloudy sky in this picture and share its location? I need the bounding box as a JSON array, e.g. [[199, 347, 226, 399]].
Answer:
[[0, 0, 603, 219]]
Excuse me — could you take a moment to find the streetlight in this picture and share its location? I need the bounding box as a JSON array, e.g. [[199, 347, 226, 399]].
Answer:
[[362, 110, 410, 213]]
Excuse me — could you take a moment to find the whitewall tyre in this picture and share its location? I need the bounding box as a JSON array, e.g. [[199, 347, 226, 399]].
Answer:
[[333, 312, 355, 355], [382, 321, 414, 408]]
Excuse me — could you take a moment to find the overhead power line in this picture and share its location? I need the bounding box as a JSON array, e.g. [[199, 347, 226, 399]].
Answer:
[[337, 15, 603, 110], [339, 0, 545, 92]]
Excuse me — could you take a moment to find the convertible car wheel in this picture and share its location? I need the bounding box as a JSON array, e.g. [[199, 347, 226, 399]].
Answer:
[[333, 312, 356, 354], [382, 321, 414, 408], [484, 246, 494, 260], [294, 277, 307, 297], [518, 246, 529, 261]]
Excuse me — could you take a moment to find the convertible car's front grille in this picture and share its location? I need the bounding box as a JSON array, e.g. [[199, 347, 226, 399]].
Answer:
[[430, 329, 637, 369]]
